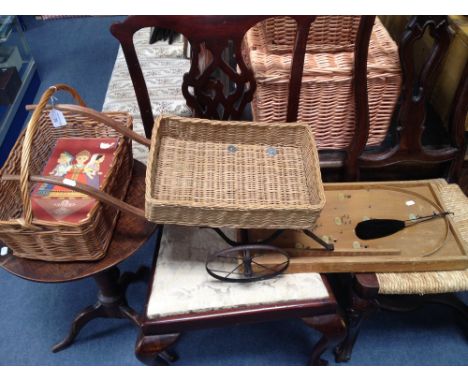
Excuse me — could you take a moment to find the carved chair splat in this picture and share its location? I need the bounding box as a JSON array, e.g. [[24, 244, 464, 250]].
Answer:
[[360, 16, 465, 180], [111, 15, 375, 179]]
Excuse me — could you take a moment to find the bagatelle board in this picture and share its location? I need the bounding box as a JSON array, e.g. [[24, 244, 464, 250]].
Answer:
[[246, 180, 468, 273]]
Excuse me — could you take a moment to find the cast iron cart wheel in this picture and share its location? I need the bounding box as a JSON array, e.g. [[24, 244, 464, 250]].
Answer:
[[205, 244, 290, 283]]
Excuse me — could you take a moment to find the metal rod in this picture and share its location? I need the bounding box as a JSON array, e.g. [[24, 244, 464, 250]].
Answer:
[[240, 229, 249, 244], [207, 228, 286, 246], [243, 249, 253, 278], [404, 211, 452, 225], [303, 229, 334, 251]]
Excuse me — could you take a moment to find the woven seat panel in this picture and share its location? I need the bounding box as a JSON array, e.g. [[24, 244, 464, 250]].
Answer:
[[377, 182, 468, 295], [153, 137, 312, 208]]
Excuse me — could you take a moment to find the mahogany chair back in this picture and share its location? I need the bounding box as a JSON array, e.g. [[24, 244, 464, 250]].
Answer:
[[110, 15, 376, 179]]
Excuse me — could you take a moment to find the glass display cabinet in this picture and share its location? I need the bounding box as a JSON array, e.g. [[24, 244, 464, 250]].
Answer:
[[0, 16, 39, 166]]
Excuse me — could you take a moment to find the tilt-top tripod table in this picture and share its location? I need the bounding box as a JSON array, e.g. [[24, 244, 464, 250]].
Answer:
[[0, 160, 158, 353]]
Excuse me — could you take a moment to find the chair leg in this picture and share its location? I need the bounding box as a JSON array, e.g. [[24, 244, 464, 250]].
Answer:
[[135, 331, 180, 366], [183, 37, 190, 59], [335, 293, 377, 363], [303, 313, 347, 366]]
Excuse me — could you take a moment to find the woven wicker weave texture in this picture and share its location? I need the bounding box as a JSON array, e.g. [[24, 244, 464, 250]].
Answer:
[[0, 85, 133, 262], [243, 17, 402, 150], [377, 181, 468, 294], [261, 16, 362, 53], [145, 116, 325, 229]]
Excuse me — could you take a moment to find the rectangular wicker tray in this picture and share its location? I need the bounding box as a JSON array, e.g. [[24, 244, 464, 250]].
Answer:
[[145, 116, 325, 229], [246, 180, 468, 273]]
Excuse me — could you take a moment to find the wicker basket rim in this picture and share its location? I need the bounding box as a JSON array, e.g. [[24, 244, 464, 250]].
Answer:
[[144, 198, 326, 211], [153, 114, 312, 130]]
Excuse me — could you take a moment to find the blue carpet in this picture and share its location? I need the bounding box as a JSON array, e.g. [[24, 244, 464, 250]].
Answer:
[[0, 16, 467, 366], [21, 16, 126, 108]]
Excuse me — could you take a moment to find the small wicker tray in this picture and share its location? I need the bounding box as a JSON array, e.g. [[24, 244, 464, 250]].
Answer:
[[145, 116, 325, 229]]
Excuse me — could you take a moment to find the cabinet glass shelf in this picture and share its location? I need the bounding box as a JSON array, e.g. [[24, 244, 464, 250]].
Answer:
[[0, 16, 36, 149]]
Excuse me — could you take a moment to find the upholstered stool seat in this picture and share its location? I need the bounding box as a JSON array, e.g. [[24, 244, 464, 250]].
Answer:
[[147, 226, 330, 319], [137, 225, 346, 365]]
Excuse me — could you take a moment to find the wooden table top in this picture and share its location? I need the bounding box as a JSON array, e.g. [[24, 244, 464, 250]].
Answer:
[[0, 160, 157, 283]]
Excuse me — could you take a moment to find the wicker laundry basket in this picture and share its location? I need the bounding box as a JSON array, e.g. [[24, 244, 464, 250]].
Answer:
[[144, 115, 325, 229], [260, 16, 362, 53], [243, 17, 402, 150], [0, 84, 133, 262]]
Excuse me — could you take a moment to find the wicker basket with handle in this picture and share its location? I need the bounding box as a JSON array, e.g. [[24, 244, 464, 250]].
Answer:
[[144, 115, 325, 229], [0, 84, 134, 262], [243, 17, 402, 150]]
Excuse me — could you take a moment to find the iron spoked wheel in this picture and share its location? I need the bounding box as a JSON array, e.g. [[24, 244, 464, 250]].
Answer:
[[205, 244, 290, 283]]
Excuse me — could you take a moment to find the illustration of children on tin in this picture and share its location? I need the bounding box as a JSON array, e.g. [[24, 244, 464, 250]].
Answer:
[[51, 151, 74, 176], [37, 151, 73, 196], [67, 150, 92, 185], [83, 153, 105, 188], [40, 150, 106, 197]]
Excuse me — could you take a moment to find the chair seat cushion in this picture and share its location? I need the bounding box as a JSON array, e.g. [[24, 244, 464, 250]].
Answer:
[[147, 226, 330, 319]]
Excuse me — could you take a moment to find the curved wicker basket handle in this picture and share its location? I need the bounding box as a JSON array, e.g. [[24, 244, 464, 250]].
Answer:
[[25, 104, 151, 147], [2, 174, 146, 220], [19, 84, 89, 227]]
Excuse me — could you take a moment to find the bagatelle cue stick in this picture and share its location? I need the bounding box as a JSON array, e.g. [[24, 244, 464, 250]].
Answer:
[[355, 211, 453, 240], [350, 185, 451, 258]]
